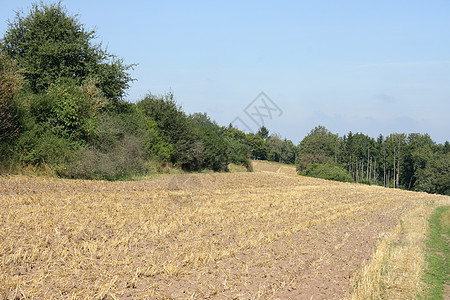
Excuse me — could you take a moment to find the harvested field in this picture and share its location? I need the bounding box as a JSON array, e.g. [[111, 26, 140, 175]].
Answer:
[[0, 162, 448, 299]]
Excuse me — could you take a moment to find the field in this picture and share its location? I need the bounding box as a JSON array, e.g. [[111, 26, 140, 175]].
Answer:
[[1, 161, 448, 299]]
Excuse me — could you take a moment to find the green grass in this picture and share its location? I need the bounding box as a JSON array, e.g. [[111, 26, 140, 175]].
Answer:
[[421, 206, 450, 299]]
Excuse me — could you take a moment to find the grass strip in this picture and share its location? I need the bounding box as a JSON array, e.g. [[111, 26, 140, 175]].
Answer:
[[421, 206, 450, 299]]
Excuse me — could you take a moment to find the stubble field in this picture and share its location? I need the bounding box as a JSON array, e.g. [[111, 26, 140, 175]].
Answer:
[[1, 161, 448, 299]]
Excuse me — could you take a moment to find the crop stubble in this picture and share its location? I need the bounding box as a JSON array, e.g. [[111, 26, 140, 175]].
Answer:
[[0, 162, 447, 299]]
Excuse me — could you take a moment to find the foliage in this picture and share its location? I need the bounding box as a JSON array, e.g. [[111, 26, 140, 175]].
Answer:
[[300, 163, 354, 183], [190, 113, 229, 171], [267, 134, 297, 164], [64, 107, 165, 180], [1, 1, 134, 104], [0, 50, 24, 142], [224, 125, 251, 168], [257, 126, 269, 140], [144, 117, 174, 163], [267, 134, 283, 162], [28, 78, 103, 141], [64, 135, 148, 180], [137, 92, 201, 170], [14, 122, 78, 166], [280, 138, 297, 164], [413, 152, 450, 195], [246, 133, 268, 160], [297, 125, 339, 171]]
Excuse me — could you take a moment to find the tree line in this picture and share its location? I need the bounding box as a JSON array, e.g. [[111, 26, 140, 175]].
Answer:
[[0, 2, 448, 195], [296, 126, 449, 195], [0, 2, 296, 180]]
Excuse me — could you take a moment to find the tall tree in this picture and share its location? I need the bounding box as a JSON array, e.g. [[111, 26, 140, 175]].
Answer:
[[267, 133, 283, 162], [0, 50, 24, 142], [257, 126, 270, 140], [137, 93, 202, 170], [297, 125, 339, 171], [246, 133, 268, 160], [1, 2, 134, 103]]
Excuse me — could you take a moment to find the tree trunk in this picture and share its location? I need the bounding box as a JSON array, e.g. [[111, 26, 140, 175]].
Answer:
[[397, 140, 401, 188], [393, 148, 396, 189], [388, 169, 391, 188]]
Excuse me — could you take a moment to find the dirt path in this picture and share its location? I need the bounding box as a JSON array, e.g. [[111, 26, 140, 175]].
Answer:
[[1, 163, 446, 299]]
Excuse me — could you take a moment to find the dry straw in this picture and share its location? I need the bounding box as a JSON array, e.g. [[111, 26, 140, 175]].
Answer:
[[1, 163, 448, 298], [348, 196, 450, 300]]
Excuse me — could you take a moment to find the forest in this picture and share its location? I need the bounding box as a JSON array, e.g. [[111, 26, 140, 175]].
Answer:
[[0, 2, 448, 195]]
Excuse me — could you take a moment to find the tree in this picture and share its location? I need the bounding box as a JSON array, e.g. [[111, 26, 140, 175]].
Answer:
[[267, 133, 283, 162], [257, 126, 269, 140], [384, 133, 406, 188], [414, 152, 450, 195], [190, 113, 229, 171], [224, 125, 250, 167], [402, 133, 435, 189], [1, 2, 134, 103], [28, 78, 104, 141], [280, 139, 297, 164], [0, 50, 24, 142], [296, 126, 339, 171], [137, 93, 203, 170], [341, 132, 377, 183], [246, 133, 268, 160]]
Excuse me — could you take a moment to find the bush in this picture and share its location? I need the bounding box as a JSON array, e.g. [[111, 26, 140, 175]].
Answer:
[[0, 51, 24, 143], [190, 113, 229, 172], [359, 179, 372, 185], [224, 126, 251, 168], [29, 78, 103, 142], [61, 107, 151, 180], [64, 135, 148, 180], [225, 136, 250, 166], [14, 122, 78, 166], [296, 153, 333, 172], [300, 163, 354, 183], [144, 117, 174, 163], [137, 93, 201, 170]]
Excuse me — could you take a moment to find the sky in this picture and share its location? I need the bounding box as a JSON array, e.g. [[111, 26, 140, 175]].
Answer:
[[1, 0, 449, 144]]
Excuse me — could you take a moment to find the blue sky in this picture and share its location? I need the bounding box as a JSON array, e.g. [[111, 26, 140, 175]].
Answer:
[[1, 1, 449, 143]]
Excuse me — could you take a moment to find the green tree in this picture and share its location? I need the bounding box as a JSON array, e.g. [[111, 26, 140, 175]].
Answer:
[[296, 126, 339, 171], [0, 50, 24, 142], [190, 113, 229, 171], [246, 133, 268, 160], [341, 132, 377, 183], [257, 126, 269, 140], [1, 2, 134, 104], [414, 152, 450, 195], [402, 133, 436, 189], [280, 139, 297, 164], [28, 78, 103, 142], [137, 93, 202, 170], [224, 125, 250, 167], [267, 133, 283, 162]]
